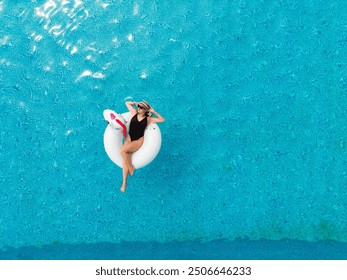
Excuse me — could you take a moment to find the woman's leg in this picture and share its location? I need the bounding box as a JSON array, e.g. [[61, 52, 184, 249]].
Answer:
[[121, 136, 132, 172], [120, 136, 131, 192], [123, 150, 134, 175], [120, 163, 129, 192], [121, 138, 134, 175], [121, 138, 144, 174], [120, 137, 144, 192]]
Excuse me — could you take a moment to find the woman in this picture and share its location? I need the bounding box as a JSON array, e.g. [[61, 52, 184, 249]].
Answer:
[[120, 100, 165, 192]]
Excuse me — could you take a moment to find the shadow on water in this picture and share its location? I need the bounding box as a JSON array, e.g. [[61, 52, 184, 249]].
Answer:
[[1, 239, 347, 260]]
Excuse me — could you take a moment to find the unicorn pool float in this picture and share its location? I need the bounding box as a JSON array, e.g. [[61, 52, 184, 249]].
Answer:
[[103, 109, 162, 169]]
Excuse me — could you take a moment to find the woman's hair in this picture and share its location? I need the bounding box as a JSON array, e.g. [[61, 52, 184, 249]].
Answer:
[[138, 100, 151, 110], [138, 100, 152, 116]]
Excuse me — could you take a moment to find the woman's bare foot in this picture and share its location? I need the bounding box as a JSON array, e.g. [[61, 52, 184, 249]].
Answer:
[[120, 183, 127, 192]]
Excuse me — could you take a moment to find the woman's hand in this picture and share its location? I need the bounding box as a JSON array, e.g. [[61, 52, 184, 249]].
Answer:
[[126, 101, 137, 115], [147, 107, 165, 123]]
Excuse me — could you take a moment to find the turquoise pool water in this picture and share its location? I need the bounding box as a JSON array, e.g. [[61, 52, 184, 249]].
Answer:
[[0, 0, 346, 259]]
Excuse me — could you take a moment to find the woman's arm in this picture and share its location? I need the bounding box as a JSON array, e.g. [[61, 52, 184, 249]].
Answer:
[[149, 107, 165, 123], [125, 101, 137, 115]]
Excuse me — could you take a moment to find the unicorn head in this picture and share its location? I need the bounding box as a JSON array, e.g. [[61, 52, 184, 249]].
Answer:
[[104, 110, 127, 138]]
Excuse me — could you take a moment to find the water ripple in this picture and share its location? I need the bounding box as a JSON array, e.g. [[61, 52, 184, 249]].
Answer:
[[34, 0, 89, 54]]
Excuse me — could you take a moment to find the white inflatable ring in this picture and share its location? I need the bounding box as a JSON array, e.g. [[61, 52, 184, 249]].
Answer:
[[103, 109, 162, 169]]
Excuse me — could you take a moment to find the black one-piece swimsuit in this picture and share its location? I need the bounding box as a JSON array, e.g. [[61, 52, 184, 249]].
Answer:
[[129, 114, 147, 141]]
